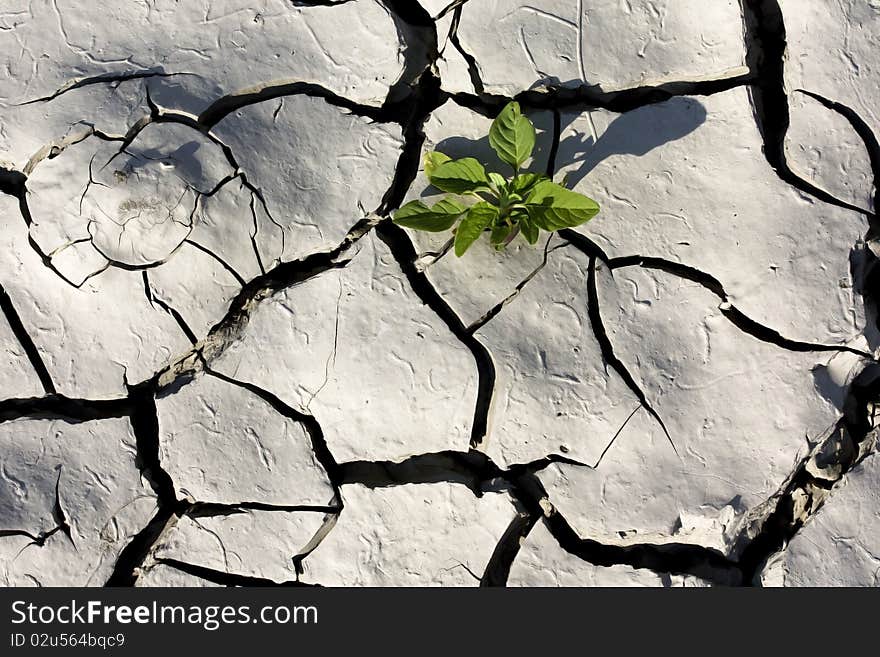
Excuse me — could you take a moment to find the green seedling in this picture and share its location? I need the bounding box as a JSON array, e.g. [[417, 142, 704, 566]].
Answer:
[[393, 101, 600, 257]]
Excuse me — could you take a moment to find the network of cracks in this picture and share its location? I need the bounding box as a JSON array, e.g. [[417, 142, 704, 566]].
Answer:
[[1, 0, 879, 586]]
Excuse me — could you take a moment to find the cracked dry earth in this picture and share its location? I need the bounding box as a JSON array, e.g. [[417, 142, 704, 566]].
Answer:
[[1, 0, 879, 589]]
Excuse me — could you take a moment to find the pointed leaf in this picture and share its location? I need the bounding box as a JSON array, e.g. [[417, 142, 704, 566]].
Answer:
[[393, 198, 467, 232], [518, 212, 539, 244], [510, 172, 547, 196], [526, 180, 600, 230], [424, 151, 451, 179], [489, 101, 536, 169], [428, 157, 491, 194], [455, 202, 497, 256], [488, 172, 507, 191]]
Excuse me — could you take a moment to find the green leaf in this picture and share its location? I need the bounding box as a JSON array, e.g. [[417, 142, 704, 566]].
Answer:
[[393, 198, 467, 232], [510, 172, 547, 196], [455, 202, 497, 256], [490, 223, 511, 247], [525, 180, 600, 230], [518, 212, 539, 245], [428, 157, 491, 194], [488, 171, 507, 191], [424, 151, 451, 179], [489, 101, 536, 169]]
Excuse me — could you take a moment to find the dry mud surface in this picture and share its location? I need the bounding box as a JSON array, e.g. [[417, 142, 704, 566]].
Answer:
[[1, 0, 879, 587]]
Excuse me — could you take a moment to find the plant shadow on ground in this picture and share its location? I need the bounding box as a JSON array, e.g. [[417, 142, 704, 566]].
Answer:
[[125, 140, 206, 185], [428, 96, 708, 198], [556, 96, 708, 187]]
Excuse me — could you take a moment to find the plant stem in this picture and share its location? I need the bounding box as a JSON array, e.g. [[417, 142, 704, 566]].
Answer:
[[502, 224, 520, 246]]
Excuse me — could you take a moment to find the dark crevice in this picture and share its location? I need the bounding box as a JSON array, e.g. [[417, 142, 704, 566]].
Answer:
[[743, 3, 880, 351], [794, 89, 880, 234], [506, 453, 596, 475], [0, 394, 130, 424], [466, 238, 562, 333], [447, 5, 486, 97], [720, 305, 868, 357], [592, 404, 643, 469], [153, 558, 318, 587], [545, 108, 561, 178], [186, 502, 340, 519], [146, 219, 368, 395], [379, 0, 437, 106], [736, 363, 880, 584], [435, 0, 469, 21], [0, 526, 69, 547], [0, 167, 27, 197], [0, 529, 41, 541], [377, 72, 446, 215], [198, 81, 389, 128], [452, 73, 754, 118], [557, 229, 613, 269], [340, 449, 593, 495], [51, 466, 74, 547], [741, 0, 872, 219], [18, 70, 190, 105], [142, 271, 198, 344], [0, 282, 56, 393], [365, 0, 442, 212], [204, 368, 342, 504], [609, 255, 873, 358], [380, 0, 435, 27], [480, 510, 538, 587], [859, 247, 880, 345], [375, 222, 495, 449], [18, 189, 107, 289], [106, 114, 154, 165], [106, 383, 182, 586], [207, 228, 355, 313], [442, 5, 753, 117], [336, 447, 745, 584], [340, 450, 504, 497], [247, 194, 268, 275], [611, 255, 725, 294], [25, 124, 123, 175], [183, 238, 247, 287], [195, 2, 435, 128], [415, 236, 454, 267], [78, 153, 106, 216], [290, 1, 357, 7], [508, 471, 742, 585], [127, 383, 177, 504], [540, 505, 740, 585], [106, 508, 182, 587], [790, 92, 880, 345], [586, 256, 676, 453]]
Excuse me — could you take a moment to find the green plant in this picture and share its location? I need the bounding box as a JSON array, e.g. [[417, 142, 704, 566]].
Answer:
[[393, 101, 600, 257]]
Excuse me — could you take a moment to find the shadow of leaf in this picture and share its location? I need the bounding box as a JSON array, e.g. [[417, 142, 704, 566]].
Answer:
[[422, 97, 707, 198], [558, 96, 708, 188]]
